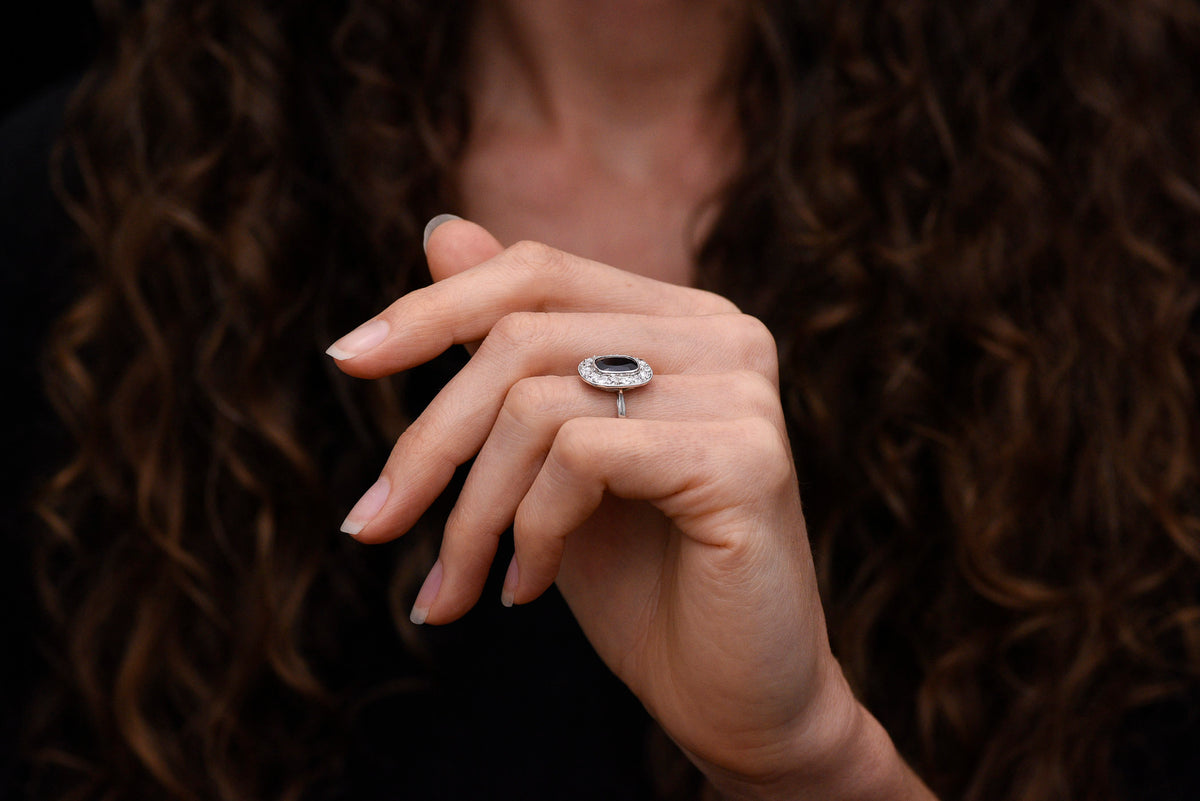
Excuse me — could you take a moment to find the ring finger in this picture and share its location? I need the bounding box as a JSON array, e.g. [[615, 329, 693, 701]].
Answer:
[[423, 370, 786, 621]]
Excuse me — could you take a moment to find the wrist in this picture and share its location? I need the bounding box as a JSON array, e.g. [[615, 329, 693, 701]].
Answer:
[[699, 663, 936, 801]]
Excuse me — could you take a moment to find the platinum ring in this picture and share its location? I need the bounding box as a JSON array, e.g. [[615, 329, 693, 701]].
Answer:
[[577, 355, 653, 418]]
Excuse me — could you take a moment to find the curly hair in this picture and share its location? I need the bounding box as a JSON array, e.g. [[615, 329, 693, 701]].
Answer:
[[27, 0, 1200, 799]]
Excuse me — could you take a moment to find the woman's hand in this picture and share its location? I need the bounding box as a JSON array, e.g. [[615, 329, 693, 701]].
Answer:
[[327, 218, 934, 800]]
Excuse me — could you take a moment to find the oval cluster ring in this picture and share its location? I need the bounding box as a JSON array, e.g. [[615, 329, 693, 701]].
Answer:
[[577, 355, 653, 418]]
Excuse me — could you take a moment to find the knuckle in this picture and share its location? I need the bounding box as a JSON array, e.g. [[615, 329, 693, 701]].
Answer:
[[486, 310, 555, 350], [730, 417, 793, 487], [507, 239, 566, 276], [727, 369, 784, 416], [731, 314, 780, 382], [733, 313, 778, 354], [443, 501, 467, 536], [512, 504, 538, 545], [503, 376, 566, 422], [550, 417, 597, 474], [506, 240, 585, 303], [513, 501, 552, 550], [693, 288, 741, 314]]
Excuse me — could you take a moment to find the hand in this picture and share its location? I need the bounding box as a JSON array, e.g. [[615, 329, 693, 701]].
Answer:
[[328, 218, 934, 800]]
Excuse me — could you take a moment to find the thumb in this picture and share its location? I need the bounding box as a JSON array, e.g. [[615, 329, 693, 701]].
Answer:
[[423, 214, 505, 282]]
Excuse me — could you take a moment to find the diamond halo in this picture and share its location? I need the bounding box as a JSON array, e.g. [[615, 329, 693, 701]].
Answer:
[[577, 355, 653, 391]]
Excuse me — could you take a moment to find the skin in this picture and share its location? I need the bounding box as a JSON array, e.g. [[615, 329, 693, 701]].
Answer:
[[456, 0, 745, 284], [327, 2, 938, 797], [327, 220, 936, 800]]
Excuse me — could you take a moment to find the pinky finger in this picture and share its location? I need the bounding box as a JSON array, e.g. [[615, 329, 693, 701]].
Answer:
[[506, 416, 793, 605]]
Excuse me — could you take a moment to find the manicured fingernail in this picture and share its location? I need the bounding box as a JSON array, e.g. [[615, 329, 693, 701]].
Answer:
[[326, 318, 389, 360], [340, 476, 390, 536], [500, 556, 519, 608], [410, 559, 443, 625], [423, 213, 462, 253]]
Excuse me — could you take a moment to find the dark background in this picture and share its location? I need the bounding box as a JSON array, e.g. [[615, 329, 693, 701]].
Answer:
[[5, 0, 99, 119]]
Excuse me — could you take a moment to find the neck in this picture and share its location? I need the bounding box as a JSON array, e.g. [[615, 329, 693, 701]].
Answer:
[[456, 1, 749, 284], [466, 0, 748, 138]]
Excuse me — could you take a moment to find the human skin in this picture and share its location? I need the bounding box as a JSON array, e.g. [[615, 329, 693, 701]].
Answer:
[[456, 0, 746, 286], [326, 218, 936, 800]]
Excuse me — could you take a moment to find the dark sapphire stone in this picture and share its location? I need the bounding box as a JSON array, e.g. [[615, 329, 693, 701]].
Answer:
[[595, 356, 638, 373]]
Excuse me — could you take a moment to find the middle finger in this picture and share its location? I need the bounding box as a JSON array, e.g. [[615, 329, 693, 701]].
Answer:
[[344, 310, 777, 544]]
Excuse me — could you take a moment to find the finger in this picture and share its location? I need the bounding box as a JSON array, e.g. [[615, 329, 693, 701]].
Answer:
[[424, 215, 506, 357], [325, 216, 503, 362], [343, 311, 778, 545], [326, 237, 740, 376], [425, 371, 784, 622], [508, 416, 796, 606], [424, 215, 505, 281]]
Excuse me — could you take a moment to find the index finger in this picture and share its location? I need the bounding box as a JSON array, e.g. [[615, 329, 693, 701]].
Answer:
[[327, 234, 740, 378]]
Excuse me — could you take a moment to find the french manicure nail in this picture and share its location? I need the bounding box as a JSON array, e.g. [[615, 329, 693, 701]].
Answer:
[[422, 213, 462, 253], [340, 476, 390, 536], [410, 559, 444, 625], [500, 556, 519, 608], [326, 318, 389, 360]]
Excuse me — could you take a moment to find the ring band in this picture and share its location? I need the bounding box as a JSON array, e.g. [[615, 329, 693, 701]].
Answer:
[[577, 355, 652, 418]]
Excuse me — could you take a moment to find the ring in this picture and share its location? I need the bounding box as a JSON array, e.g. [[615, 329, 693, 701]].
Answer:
[[577, 355, 653, 418]]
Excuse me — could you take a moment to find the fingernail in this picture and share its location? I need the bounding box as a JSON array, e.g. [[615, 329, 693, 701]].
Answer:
[[500, 556, 519, 608], [423, 213, 462, 253], [326, 318, 389, 360], [410, 559, 444, 625], [340, 476, 390, 536]]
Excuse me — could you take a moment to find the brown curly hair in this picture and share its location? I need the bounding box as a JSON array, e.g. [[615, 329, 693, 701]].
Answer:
[[27, 0, 1200, 799]]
